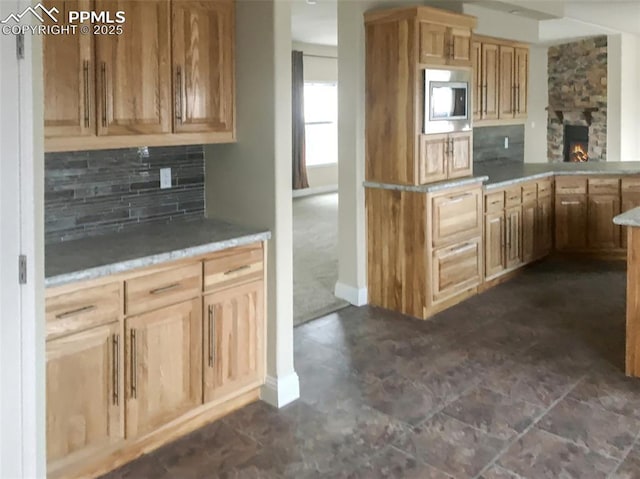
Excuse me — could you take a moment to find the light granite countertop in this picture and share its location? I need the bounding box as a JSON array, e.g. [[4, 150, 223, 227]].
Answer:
[[477, 161, 640, 190], [364, 162, 640, 193], [363, 176, 488, 193], [45, 218, 271, 288], [614, 207, 640, 227]]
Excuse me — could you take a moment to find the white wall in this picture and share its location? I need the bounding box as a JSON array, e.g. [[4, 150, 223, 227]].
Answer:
[[524, 45, 549, 163], [607, 34, 622, 162], [619, 33, 640, 161], [292, 41, 339, 191], [204, 0, 299, 407]]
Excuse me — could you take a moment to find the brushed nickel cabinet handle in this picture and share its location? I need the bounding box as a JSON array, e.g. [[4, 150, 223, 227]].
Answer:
[[224, 265, 251, 276], [517, 85, 521, 112], [208, 305, 215, 367], [130, 329, 137, 399], [447, 192, 472, 204], [113, 334, 120, 406], [561, 200, 580, 206], [55, 304, 96, 319], [83, 60, 90, 128], [100, 62, 107, 128], [150, 283, 180, 295], [507, 217, 512, 248], [175, 66, 183, 122], [483, 85, 488, 114]]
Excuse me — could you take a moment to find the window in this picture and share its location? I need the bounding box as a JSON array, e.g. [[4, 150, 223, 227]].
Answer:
[[304, 82, 338, 166]]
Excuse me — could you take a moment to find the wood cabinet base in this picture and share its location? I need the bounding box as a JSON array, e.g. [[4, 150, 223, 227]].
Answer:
[[626, 228, 640, 377], [48, 387, 260, 479]]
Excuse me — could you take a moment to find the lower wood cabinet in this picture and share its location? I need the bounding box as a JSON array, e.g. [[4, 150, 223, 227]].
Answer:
[[484, 211, 505, 279], [555, 194, 588, 251], [45, 243, 266, 479], [587, 194, 621, 249], [204, 280, 265, 403], [505, 206, 522, 269], [125, 297, 202, 438], [432, 238, 482, 304], [46, 322, 123, 467]]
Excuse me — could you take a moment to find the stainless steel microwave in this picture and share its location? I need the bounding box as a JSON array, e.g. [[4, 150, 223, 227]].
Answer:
[[424, 68, 471, 134]]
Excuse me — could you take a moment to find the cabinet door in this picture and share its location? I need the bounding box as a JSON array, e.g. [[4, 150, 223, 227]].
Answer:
[[432, 188, 482, 247], [95, 0, 172, 136], [448, 27, 472, 66], [499, 45, 515, 119], [505, 206, 522, 268], [46, 322, 123, 465], [515, 47, 528, 118], [203, 280, 265, 403], [555, 194, 588, 251], [419, 134, 448, 184], [481, 43, 499, 120], [419, 22, 448, 65], [125, 298, 202, 438], [536, 196, 553, 258], [472, 41, 482, 122], [43, 0, 94, 138], [522, 201, 536, 263], [172, 0, 235, 134], [432, 238, 482, 303], [588, 194, 621, 249], [484, 212, 505, 279], [448, 131, 473, 179], [622, 193, 640, 248]]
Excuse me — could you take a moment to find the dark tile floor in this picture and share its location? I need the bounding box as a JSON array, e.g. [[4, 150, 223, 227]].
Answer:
[[100, 258, 640, 478]]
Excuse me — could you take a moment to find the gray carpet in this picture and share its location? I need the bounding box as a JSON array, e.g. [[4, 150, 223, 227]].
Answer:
[[293, 193, 349, 326]]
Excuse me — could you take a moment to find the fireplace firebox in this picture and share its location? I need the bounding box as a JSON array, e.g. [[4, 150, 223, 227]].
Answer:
[[564, 124, 589, 162]]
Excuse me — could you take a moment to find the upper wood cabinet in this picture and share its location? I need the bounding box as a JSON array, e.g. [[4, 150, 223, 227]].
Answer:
[[96, 0, 172, 136], [44, 0, 236, 152], [172, 0, 235, 134], [46, 322, 123, 468], [473, 35, 529, 125], [365, 6, 476, 185], [43, 0, 94, 138]]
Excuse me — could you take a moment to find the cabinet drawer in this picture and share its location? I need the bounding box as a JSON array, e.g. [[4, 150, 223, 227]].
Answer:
[[432, 237, 482, 304], [588, 177, 620, 195], [125, 263, 201, 316], [484, 191, 505, 213], [432, 188, 482, 246], [505, 187, 522, 207], [556, 177, 587, 194], [537, 180, 552, 198], [622, 177, 640, 193], [46, 283, 121, 340], [522, 183, 537, 203], [204, 244, 264, 292]]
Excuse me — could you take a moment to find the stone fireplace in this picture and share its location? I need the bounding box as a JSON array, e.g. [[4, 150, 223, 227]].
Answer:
[[547, 36, 607, 162]]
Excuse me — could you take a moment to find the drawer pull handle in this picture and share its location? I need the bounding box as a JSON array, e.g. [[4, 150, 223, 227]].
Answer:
[[449, 242, 475, 254], [113, 334, 120, 406], [150, 283, 180, 295], [208, 305, 215, 367], [55, 305, 96, 319], [83, 60, 90, 128], [224, 265, 251, 276], [490, 200, 502, 205], [130, 329, 137, 399], [447, 193, 472, 204], [561, 201, 581, 206]]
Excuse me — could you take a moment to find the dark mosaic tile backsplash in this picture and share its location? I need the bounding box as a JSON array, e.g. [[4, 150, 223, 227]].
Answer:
[[473, 125, 525, 164], [45, 145, 205, 244]]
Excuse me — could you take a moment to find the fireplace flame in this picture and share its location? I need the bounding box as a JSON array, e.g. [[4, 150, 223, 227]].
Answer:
[[570, 143, 588, 162]]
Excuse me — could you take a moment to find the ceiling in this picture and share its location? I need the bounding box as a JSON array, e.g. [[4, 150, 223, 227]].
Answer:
[[290, 0, 640, 47]]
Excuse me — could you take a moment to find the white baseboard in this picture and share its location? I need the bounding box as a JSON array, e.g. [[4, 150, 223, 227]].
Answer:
[[292, 184, 338, 198], [334, 282, 368, 306], [260, 372, 300, 408]]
